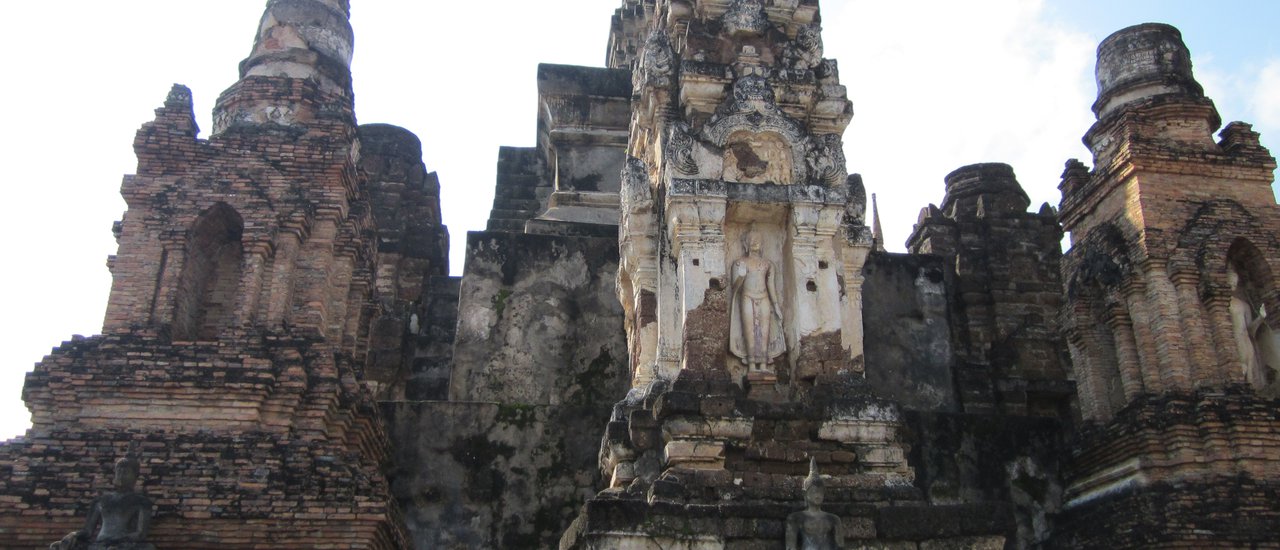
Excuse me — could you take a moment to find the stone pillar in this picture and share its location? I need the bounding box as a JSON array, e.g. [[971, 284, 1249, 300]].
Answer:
[[234, 241, 271, 328], [668, 193, 727, 371], [263, 228, 303, 325], [291, 216, 339, 335], [841, 241, 871, 371]]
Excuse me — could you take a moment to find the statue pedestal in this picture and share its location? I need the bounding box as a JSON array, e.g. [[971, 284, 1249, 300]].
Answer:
[[745, 370, 784, 401]]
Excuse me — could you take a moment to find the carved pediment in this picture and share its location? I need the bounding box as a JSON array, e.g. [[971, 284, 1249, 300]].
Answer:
[[704, 76, 811, 185]]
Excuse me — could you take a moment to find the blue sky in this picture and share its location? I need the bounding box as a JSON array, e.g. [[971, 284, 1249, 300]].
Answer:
[[0, 1, 1276, 440]]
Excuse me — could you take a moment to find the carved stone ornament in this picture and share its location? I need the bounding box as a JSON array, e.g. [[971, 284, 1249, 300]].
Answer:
[[637, 29, 675, 90], [844, 174, 867, 227], [784, 24, 824, 74], [806, 133, 847, 186], [51, 451, 156, 550], [621, 156, 654, 213], [727, 75, 778, 115], [705, 76, 811, 184], [723, 0, 768, 37], [785, 458, 844, 550], [667, 122, 701, 176]]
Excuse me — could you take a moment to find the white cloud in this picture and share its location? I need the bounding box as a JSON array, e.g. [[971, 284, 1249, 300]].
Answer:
[[1252, 60, 1280, 130], [824, 0, 1096, 250]]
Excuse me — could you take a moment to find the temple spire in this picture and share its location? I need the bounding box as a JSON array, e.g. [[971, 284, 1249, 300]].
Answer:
[[871, 193, 886, 252], [212, 0, 355, 135]]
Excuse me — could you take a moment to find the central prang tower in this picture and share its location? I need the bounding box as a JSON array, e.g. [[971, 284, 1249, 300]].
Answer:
[[616, 0, 865, 392], [563, 1, 1011, 547]]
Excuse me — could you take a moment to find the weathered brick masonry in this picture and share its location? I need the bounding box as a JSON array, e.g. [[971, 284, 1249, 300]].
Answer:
[[0, 0, 412, 547], [3, 3, 1279, 550]]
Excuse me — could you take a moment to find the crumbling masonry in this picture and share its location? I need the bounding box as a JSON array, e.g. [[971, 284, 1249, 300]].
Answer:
[[1, 1, 1277, 549]]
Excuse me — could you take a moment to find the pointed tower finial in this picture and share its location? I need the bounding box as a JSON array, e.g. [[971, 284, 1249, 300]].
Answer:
[[212, 0, 355, 135], [871, 193, 886, 252], [240, 0, 354, 93]]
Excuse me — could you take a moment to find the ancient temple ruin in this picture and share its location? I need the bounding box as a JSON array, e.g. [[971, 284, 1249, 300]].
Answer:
[[1, 1, 1277, 549]]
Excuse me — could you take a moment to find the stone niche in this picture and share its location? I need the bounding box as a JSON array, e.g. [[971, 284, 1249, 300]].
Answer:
[[722, 206, 788, 383], [722, 130, 793, 184], [664, 180, 850, 387]]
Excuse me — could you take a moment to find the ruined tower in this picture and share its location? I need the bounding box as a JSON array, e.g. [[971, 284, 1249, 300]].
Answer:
[[907, 163, 1073, 417], [562, 1, 1017, 547], [1053, 23, 1280, 546], [0, 1, 421, 546], [3, 3, 1279, 549]]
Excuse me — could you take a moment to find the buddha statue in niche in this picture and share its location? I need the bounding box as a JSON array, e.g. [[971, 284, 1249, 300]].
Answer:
[[730, 230, 786, 371], [1228, 265, 1280, 390]]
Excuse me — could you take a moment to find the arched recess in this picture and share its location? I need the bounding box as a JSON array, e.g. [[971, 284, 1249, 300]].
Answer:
[[173, 203, 244, 340], [703, 112, 810, 184], [1064, 223, 1136, 419], [1225, 237, 1280, 388]]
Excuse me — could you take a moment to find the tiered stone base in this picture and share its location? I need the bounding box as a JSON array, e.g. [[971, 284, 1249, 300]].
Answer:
[[568, 370, 1012, 548], [0, 333, 407, 549], [0, 430, 405, 549], [563, 498, 1011, 549]]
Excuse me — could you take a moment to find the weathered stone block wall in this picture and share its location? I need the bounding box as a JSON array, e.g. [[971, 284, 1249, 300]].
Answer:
[[404, 275, 461, 401], [907, 164, 1073, 417], [383, 230, 629, 549], [563, 498, 1012, 550], [448, 232, 627, 404], [362, 123, 449, 400], [862, 252, 959, 412], [905, 412, 1069, 548], [486, 146, 550, 233], [384, 399, 624, 549], [536, 64, 631, 194]]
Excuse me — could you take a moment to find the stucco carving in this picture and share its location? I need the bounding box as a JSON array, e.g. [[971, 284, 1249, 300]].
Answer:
[[706, 76, 811, 184], [730, 230, 786, 371], [806, 133, 846, 186], [724, 0, 768, 37], [637, 29, 675, 91], [784, 24, 824, 74], [667, 122, 702, 176], [621, 156, 654, 213]]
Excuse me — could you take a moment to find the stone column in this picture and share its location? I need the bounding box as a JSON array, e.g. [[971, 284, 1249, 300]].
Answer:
[[291, 215, 340, 336], [667, 191, 727, 372], [841, 241, 872, 372], [1107, 308, 1146, 401], [1143, 261, 1192, 390], [1172, 271, 1217, 387], [234, 240, 272, 328], [148, 238, 187, 331], [263, 227, 303, 325], [1121, 280, 1163, 394]]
